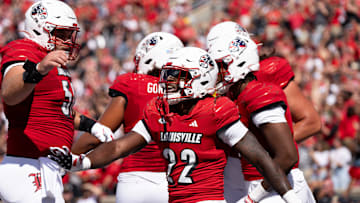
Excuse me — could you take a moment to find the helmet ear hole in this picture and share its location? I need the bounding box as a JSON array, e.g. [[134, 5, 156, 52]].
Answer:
[[201, 81, 209, 86], [33, 30, 41, 36], [144, 59, 152, 64], [238, 61, 246, 67]]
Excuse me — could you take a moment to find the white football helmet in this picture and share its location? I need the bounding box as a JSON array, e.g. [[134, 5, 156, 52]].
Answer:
[[24, 0, 80, 60], [160, 47, 218, 105], [208, 33, 259, 94], [206, 21, 250, 50], [134, 32, 184, 75]]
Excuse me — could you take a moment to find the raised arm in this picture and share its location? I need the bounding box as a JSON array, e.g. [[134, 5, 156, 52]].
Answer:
[[1, 50, 68, 105]]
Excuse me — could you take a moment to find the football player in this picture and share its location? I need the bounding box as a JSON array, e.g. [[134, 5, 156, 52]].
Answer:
[[207, 21, 321, 203], [207, 21, 321, 143], [208, 31, 315, 203], [71, 32, 184, 203], [49, 47, 301, 203], [0, 1, 113, 202]]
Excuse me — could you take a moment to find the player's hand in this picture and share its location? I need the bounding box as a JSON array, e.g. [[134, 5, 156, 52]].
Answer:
[[243, 183, 269, 203], [48, 146, 91, 171], [91, 122, 114, 142], [37, 50, 69, 75], [244, 195, 257, 203]]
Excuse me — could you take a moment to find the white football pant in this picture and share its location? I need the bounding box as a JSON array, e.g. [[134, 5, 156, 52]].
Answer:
[[0, 156, 64, 203], [116, 171, 168, 203]]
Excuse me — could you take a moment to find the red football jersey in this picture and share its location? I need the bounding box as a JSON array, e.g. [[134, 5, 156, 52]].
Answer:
[[0, 39, 74, 158], [109, 73, 166, 172], [233, 80, 299, 181], [142, 96, 240, 203], [255, 56, 294, 89]]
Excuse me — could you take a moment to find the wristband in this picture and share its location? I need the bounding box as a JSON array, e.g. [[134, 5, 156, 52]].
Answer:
[[22, 60, 45, 83], [79, 154, 91, 170], [248, 183, 270, 202], [78, 115, 96, 133], [282, 189, 301, 203]]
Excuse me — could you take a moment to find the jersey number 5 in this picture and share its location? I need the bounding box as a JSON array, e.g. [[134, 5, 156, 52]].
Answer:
[[163, 148, 198, 185], [61, 80, 74, 117]]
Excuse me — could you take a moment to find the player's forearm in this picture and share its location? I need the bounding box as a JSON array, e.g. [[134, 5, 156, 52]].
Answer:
[[71, 132, 101, 154], [235, 133, 292, 195], [272, 155, 298, 175], [293, 116, 322, 143], [254, 155, 292, 196], [86, 132, 146, 169], [86, 141, 123, 168]]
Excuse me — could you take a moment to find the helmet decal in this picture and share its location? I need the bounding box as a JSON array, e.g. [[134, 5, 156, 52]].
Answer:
[[134, 32, 184, 74], [143, 35, 160, 52], [229, 38, 246, 53], [31, 3, 48, 22], [199, 54, 213, 69]]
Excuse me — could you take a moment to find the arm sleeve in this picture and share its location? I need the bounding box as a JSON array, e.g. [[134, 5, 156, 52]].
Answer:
[[131, 120, 152, 143], [252, 105, 287, 127], [218, 120, 249, 147]]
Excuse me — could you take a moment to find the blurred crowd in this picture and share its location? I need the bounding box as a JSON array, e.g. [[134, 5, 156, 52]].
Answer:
[[0, 0, 360, 202]]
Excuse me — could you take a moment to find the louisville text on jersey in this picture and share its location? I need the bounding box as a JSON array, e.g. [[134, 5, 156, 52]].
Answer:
[[160, 132, 203, 144]]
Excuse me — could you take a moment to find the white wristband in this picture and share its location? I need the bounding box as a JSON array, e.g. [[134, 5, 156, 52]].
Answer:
[[282, 189, 301, 203], [80, 155, 91, 170], [248, 183, 270, 202]]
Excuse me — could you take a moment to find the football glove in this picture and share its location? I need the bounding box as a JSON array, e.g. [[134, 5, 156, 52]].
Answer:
[[48, 146, 91, 172], [91, 122, 114, 142]]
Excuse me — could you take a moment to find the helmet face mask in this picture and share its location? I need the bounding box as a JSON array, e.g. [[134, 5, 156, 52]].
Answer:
[[48, 24, 80, 60], [134, 32, 184, 75], [24, 0, 80, 60], [160, 66, 197, 104], [159, 47, 218, 105]]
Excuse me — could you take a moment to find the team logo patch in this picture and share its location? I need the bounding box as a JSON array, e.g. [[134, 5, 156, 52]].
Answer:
[[229, 38, 246, 53], [142, 35, 161, 52], [31, 3, 48, 22], [199, 54, 214, 69], [29, 172, 42, 192]]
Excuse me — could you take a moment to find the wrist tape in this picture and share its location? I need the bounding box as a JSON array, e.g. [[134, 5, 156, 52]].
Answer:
[[23, 60, 45, 83], [79, 115, 96, 133]]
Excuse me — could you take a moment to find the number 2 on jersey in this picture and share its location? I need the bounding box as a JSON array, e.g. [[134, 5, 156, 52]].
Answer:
[[163, 148, 198, 185]]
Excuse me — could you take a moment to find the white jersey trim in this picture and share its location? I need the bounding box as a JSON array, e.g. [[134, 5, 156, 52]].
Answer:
[[132, 120, 152, 143], [252, 106, 287, 128], [4, 62, 25, 77], [218, 120, 248, 147]]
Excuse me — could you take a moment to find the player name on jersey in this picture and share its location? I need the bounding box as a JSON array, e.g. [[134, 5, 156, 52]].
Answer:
[[160, 132, 203, 144]]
